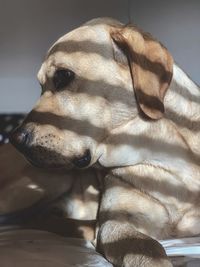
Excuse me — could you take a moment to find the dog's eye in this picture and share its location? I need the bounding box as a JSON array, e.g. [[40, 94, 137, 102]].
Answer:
[[53, 69, 75, 90]]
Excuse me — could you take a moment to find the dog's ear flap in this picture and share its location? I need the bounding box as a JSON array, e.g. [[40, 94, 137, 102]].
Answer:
[[111, 26, 173, 120]]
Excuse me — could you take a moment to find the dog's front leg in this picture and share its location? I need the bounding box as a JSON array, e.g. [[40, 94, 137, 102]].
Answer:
[[97, 220, 172, 267], [96, 175, 172, 267]]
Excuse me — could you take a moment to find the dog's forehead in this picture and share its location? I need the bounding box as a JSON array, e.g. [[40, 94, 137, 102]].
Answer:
[[51, 27, 112, 61], [53, 25, 110, 50], [37, 23, 115, 82]]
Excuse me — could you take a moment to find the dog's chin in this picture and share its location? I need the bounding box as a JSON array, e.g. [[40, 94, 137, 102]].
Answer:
[[26, 156, 96, 170]]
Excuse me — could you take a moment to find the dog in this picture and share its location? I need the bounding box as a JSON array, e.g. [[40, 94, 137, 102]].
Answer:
[[9, 17, 200, 266]]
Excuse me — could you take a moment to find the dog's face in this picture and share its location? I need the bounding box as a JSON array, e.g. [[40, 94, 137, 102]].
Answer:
[[10, 18, 173, 169]]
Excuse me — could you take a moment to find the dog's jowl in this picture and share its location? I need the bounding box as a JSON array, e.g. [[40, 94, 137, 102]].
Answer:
[[10, 18, 200, 267]]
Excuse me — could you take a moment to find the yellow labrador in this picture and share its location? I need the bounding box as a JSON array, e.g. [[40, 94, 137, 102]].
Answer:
[[9, 17, 200, 266]]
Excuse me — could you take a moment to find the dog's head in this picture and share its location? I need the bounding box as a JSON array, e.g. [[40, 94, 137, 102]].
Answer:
[[10, 18, 173, 169]]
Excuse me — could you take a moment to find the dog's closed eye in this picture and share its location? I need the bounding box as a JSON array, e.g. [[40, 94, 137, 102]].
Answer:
[[53, 69, 75, 90]]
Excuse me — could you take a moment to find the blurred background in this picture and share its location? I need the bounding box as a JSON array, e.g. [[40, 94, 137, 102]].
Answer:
[[0, 0, 200, 113]]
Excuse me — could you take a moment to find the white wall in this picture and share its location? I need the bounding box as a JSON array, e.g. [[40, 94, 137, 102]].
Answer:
[[0, 0, 199, 112]]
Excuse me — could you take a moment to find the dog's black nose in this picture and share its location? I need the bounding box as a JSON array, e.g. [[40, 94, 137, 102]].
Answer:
[[72, 149, 91, 168], [9, 128, 32, 150]]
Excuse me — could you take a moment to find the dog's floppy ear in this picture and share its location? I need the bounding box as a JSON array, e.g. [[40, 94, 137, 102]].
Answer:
[[111, 25, 173, 120]]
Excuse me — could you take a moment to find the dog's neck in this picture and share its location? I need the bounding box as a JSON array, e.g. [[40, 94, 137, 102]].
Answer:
[[165, 63, 200, 154], [168, 64, 200, 98], [166, 63, 200, 120], [98, 63, 200, 184]]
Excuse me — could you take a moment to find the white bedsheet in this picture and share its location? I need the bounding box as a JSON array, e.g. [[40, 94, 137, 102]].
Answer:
[[160, 237, 200, 266]]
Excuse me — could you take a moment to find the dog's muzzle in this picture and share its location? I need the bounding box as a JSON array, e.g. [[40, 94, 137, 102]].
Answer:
[[10, 127, 92, 169]]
